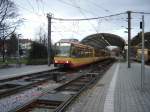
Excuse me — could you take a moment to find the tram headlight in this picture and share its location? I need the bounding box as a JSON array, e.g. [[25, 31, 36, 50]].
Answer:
[[66, 60, 69, 63]]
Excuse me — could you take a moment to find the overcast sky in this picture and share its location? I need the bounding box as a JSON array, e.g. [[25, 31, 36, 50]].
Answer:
[[13, 0, 150, 43]]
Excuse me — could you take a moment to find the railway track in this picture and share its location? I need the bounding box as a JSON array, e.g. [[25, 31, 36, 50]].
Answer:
[[0, 68, 66, 99], [0, 60, 102, 99], [11, 59, 115, 112]]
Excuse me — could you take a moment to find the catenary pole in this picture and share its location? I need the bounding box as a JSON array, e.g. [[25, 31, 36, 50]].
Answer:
[[47, 13, 52, 66], [141, 15, 145, 90], [127, 11, 131, 68]]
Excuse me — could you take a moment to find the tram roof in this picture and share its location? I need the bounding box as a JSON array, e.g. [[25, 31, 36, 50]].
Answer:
[[131, 32, 150, 49], [81, 33, 125, 50]]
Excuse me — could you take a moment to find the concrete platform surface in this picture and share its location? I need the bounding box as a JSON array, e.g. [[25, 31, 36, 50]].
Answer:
[[67, 62, 150, 112], [0, 64, 56, 80]]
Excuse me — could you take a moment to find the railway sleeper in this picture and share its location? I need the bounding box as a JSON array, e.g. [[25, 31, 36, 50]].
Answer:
[[63, 86, 82, 90], [52, 72, 66, 82], [16, 101, 62, 112], [0, 84, 22, 94], [77, 78, 91, 83], [0, 77, 52, 99], [14, 92, 72, 112], [11, 61, 114, 112], [69, 83, 85, 87], [62, 88, 81, 92]]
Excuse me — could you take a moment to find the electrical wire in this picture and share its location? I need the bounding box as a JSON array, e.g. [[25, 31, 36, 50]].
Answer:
[[52, 12, 126, 21], [58, 0, 125, 25], [15, 3, 43, 17], [52, 24, 64, 38], [131, 11, 150, 15], [71, 0, 97, 29], [35, 0, 40, 14], [57, 0, 98, 16], [86, 0, 112, 13], [66, 0, 117, 46], [26, 0, 35, 13], [40, 0, 46, 15], [36, 0, 45, 15]]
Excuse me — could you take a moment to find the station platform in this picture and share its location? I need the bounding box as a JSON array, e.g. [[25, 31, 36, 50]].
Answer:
[[0, 64, 56, 80], [67, 62, 150, 112]]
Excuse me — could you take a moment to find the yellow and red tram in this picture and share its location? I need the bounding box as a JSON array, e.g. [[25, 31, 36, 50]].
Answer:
[[54, 39, 110, 68], [136, 48, 150, 62]]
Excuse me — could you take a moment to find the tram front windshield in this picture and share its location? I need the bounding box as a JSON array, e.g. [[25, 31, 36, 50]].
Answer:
[[55, 43, 71, 57]]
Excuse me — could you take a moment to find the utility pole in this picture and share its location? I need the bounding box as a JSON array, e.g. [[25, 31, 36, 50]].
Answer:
[[127, 11, 131, 68], [47, 13, 52, 66], [141, 15, 145, 90]]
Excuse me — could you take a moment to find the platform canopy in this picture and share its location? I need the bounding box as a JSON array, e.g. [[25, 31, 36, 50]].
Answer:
[[81, 33, 125, 50], [131, 32, 150, 48]]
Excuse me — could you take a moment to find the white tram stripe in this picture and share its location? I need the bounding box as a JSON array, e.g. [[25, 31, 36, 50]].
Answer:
[[103, 63, 120, 112]]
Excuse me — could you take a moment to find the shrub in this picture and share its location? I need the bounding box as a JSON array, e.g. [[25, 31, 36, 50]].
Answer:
[[26, 58, 47, 65], [27, 42, 48, 65]]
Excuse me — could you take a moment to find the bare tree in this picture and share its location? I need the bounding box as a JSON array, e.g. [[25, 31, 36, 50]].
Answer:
[[0, 0, 20, 62], [35, 26, 47, 47], [0, 0, 18, 30]]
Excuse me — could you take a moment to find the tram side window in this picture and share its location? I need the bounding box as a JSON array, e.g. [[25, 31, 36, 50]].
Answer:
[[83, 48, 93, 57], [81, 48, 86, 57], [148, 50, 150, 55], [71, 46, 86, 57], [78, 48, 85, 57], [89, 49, 93, 57], [85, 49, 89, 57], [85, 50, 88, 57], [71, 46, 80, 57], [71, 45, 94, 58]]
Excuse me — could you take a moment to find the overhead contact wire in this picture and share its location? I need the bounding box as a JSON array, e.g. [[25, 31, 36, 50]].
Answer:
[[52, 12, 127, 21]]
